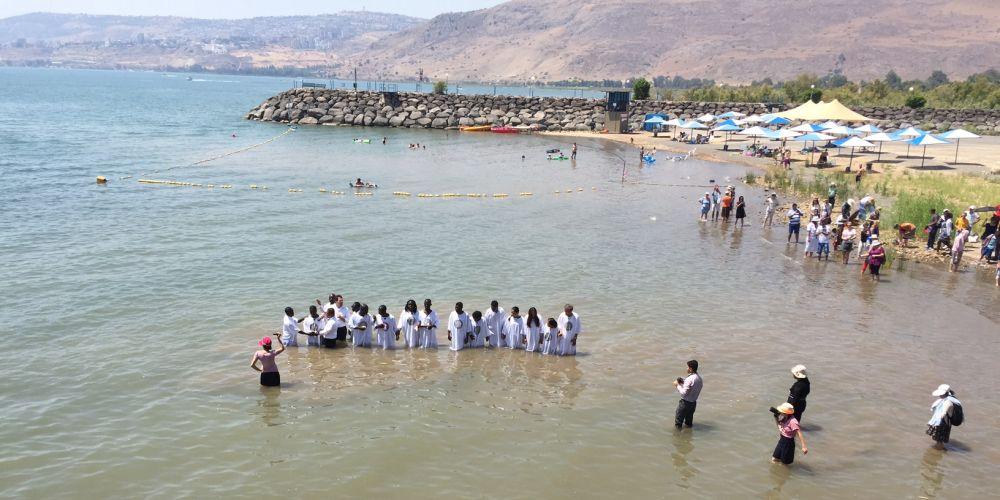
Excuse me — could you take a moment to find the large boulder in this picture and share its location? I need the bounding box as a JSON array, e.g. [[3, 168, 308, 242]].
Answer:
[[431, 117, 448, 128], [318, 115, 335, 124], [388, 115, 406, 127], [299, 116, 319, 125]]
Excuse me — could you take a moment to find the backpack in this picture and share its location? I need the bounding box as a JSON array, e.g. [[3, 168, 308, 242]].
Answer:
[[950, 401, 964, 426]]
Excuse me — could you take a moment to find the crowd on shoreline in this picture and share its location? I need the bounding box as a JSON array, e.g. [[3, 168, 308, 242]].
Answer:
[[698, 181, 1000, 285], [250, 296, 582, 386]]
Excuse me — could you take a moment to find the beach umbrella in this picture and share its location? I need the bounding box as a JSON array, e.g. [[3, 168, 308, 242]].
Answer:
[[679, 120, 708, 141], [833, 136, 875, 168], [739, 125, 774, 146], [823, 125, 854, 136], [764, 115, 792, 126], [819, 121, 841, 130], [792, 132, 835, 165], [909, 134, 951, 168], [896, 126, 926, 157], [712, 122, 742, 143], [643, 115, 668, 132], [937, 128, 981, 164], [663, 117, 684, 138], [744, 114, 765, 124], [853, 124, 881, 134], [715, 118, 738, 127], [775, 128, 802, 139], [864, 132, 895, 164], [717, 111, 746, 119], [696, 113, 717, 122], [790, 123, 824, 133]]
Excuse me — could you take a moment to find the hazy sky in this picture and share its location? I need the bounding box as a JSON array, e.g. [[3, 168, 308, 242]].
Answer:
[[0, 0, 506, 20]]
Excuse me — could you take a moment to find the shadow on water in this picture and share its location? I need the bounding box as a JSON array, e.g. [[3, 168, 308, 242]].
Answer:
[[919, 446, 946, 499]]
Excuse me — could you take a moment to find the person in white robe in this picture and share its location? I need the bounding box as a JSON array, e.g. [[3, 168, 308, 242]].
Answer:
[[418, 298, 439, 348], [483, 300, 506, 348], [541, 317, 560, 355], [374, 305, 396, 350], [349, 303, 372, 347], [280, 307, 301, 347], [301, 305, 323, 347], [448, 302, 471, 351], [557, 304, 581, 356], [470, 311, 486, 348], [503, 306, 526, 349], [524, 307, 544, 352], [398, 299, 420, 348], [316, 293, 337, 319]]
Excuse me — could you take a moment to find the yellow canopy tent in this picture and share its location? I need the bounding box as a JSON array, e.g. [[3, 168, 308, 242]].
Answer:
[[776, 99, 872, 122]]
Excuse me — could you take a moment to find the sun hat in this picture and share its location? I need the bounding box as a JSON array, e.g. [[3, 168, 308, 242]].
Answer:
[[259, 336, 272, 346], [932, 384, 951, 397], [872, 239, 883, 246], [791, 365, 807, 379], [776, 402, 795, 415]]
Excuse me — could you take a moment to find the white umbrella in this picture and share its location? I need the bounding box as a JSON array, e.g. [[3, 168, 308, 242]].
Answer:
[[864, 132, 895, 164], [738, 125, 771, 145], [679, 120, 708, 141], [775, 129, 802, 139], [823, 125, 854, 136], [819, 121, 841, 130], [909, 134, 951, 168], [696, 113, 717, 122], [937, 128, 981, 164], [790, 123, 823, 133], [853, 124, 881, 134], [836, 136, 875, 168], [897, 126, 926, 157], [743, 114, 764, 123]]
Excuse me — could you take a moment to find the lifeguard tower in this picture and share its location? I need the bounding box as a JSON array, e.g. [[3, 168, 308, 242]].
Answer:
[[604, 91, 630, 134]]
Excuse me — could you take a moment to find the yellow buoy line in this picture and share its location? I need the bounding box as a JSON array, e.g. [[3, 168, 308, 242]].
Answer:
[[134, 179, 599, 199]]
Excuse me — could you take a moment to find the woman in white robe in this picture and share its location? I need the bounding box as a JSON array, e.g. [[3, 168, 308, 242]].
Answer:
[[524, 307, 544, 352], [483, 301, 506, 348], [447, 302, 471, 351], [374, 305, 397, 350], [503, 307, 526, 349], [349, 304, 372, 347], [418, 298, 439, 349], [558, 305, 581, 356], [398, 299, 420, 348], [541, 317, 560, 355], [470, 311, 486, 348]]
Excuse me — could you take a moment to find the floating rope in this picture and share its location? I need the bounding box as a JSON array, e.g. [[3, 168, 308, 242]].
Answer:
[[188, 127, 295, 167]]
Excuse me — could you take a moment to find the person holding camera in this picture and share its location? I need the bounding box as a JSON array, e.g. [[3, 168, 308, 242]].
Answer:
[[770, 403, 808, 465], [672, 360, 703, 429]]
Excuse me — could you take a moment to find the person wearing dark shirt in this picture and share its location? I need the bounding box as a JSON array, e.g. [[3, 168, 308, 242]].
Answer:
[[926, 209, 941, 250], [787, 365, 811, 422]]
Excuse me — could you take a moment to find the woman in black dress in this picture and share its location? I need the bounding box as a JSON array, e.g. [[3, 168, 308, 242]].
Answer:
[[734, 196, 747, 228], [788, 364, 810, 422]]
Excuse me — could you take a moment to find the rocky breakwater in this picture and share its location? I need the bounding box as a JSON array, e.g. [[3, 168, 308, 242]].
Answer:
[[246, 89, 1000, 134]]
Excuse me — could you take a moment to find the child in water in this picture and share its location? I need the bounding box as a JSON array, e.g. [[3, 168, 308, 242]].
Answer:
[[250, 333, 285, 387]]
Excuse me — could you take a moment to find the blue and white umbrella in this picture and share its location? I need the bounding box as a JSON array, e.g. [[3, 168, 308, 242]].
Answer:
[[864, 132, 895, 164], [937, 128, 981, 164], [792, 132, 835, 165], [790, 123, 824, 133], [909, 134, 950, 168], [894, 127, 928, 157], [717, 111, 746, 119], [764, 115, 791, 126], [833, 136, 875, 168], [853, 124, 881, 134]]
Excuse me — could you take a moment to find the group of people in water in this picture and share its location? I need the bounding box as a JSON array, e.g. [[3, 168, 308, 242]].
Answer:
[[250, 296, 582, 387]]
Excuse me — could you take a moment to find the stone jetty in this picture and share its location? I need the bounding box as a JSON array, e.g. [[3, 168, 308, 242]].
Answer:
[[247, 88, 1000, 134]]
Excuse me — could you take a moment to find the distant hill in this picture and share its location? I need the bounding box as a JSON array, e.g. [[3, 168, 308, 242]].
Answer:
[[0, 11, 423, 76], [353, 0, 1000, 83], [2, 2, 999, 83]]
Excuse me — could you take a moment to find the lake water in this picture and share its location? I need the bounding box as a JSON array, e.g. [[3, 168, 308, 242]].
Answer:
[[1, 68, 999, 499]]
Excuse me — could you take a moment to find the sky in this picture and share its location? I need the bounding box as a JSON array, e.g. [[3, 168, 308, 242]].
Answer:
[[0, 0, 506, 20]]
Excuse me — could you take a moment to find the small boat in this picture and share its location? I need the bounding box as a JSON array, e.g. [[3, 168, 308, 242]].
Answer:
[[460, 125, 491, 132], [490, 126, 518, 134]]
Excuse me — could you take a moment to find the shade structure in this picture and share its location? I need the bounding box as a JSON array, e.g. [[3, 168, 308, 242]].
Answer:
[[895, 126, 927, 157], [909, 134, 951, 168], [864, 132, 896, 163], [834, 136, 875, 168], [716, 119, 738, 127], [696, 113, 717, 122], [790, 123, 824, 133], [776, 99, 872, 122], [678, 120, 707, 141], [819, 121, 841, 130], [823, 125, 855, 136], [738, 126, 772, 137], [717, 111, 746, 119], [792, 132, 835, 166], [938, 128, 981, 164], [664, 118, 684, 126], [744, 114, 765, 123], [713, 123, 742, 132]]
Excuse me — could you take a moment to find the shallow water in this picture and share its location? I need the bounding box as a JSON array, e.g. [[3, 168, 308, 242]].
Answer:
[[2, 68, 999, 499]]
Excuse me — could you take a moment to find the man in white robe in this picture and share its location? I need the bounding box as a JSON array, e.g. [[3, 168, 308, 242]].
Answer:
[[470, 311, 486, 348], [558, 304, 581, 356], [418, 299, 439, 348], [448, 302, 471, 351], [483, 300, 506, 348], [503, 306, 526, 349], [281, 307, 300, 347], [349, 302, 371, 347], [301, 305, 323, 347], [374, 305, 396, 350]]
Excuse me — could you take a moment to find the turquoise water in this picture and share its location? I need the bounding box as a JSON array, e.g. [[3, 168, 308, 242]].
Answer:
[[2, 68, 999, 498]]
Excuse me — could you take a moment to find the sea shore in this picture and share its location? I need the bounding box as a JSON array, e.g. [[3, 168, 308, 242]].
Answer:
[[543, 129, 1000, 276]]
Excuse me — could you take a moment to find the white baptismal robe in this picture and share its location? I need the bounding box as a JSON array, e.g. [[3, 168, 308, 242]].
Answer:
[[503, 316, 526, 349], [483, 307, 506, 347], [374, 314, 397, 350], [398, 310, 420, 348], [558, 312, 581, 356], [524, 320, 544, 352], [448, 311, 471, 351], [418, 310, 439, 348], [349, 312, 372, 347], [470, 319, 486, 348]]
